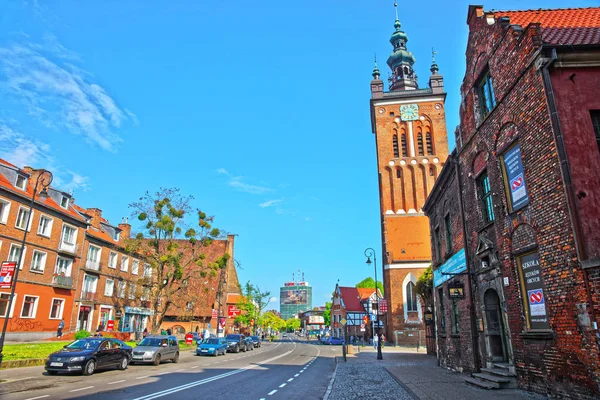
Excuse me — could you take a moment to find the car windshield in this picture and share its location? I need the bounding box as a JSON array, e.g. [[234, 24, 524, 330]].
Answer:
[[226, 335, 240, 340], [138, 338, 167, 347], [66, 339, 103, 350], [250, 336, 259, 340], [203, 338, 219, 344]]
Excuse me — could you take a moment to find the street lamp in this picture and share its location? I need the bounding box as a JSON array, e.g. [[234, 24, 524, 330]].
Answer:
[[364, 248, 383, 360], [0, 169, 53, 366]]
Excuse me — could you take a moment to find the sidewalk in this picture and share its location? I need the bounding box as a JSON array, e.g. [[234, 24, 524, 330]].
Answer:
[[325, 346, 547, 400]]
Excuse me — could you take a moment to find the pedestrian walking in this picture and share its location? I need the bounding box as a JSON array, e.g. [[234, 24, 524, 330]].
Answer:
[[57, 319, 64, 338], [381, 334, 386, 348], [373, 333, 378, 350], [143, 327, 148, 338]]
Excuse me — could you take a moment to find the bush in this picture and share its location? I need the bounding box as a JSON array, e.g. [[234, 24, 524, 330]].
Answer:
[[74, 330, 91, 339]]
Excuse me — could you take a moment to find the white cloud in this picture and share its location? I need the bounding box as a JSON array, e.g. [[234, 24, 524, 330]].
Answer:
[[269, 297, 277, 303], [259, 199, 283, 208], [228, 176, 272, 195], [215, 168, 230, 176], [0, 39, 134, 152]]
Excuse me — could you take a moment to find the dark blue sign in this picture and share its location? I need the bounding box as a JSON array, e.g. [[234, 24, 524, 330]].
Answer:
[[503, 143, 528, 211]]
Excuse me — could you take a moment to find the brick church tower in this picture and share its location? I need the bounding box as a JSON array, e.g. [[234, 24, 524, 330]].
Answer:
[[369, 3, 449, 343]]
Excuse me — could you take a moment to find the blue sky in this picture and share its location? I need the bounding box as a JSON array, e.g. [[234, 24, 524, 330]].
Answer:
[[0, 0, 595, 311]]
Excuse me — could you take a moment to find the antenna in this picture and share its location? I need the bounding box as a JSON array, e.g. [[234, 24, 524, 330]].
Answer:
[[394, 1, 398, 21], [432, 47, 437, 63]]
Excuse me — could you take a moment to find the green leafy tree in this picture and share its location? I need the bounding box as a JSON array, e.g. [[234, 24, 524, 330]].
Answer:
[[261, 311, 285, 332], [415, 266, 433, 308], [356, 277, 384, 295], [323, 302, 332, 326], [285, 317, 301, 332], [235, 281, 272, 334], [128, 188, 230, 333]]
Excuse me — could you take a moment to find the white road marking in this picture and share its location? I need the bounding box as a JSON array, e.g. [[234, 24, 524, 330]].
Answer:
[[299, 370, 304, 373], [136, 375, 150, 380], [69, 386, 94, 392], [294, 374, 299, 377], [287, 378, 294, 382], [268, 390, 277, 395], [279, 383, 286, 388], [191, 366, 199, 369], [108, 380, 126, 385], [24, 396, 49, 400]]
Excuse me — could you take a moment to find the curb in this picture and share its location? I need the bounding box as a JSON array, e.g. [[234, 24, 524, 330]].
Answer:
[[0, 358, 46, 369], [323, 358, 339, 400]]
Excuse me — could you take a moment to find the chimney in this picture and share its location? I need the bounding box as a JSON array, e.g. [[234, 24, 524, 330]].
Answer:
[[87, 208, 103, 229], [118, 217, 131, 240]]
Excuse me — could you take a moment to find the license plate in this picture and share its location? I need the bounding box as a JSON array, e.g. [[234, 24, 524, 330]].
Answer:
[[50, 362, 63, 367], [200, 349, 208, 352]]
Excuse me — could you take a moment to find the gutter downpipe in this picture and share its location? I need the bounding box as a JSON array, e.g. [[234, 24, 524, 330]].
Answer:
[[540, 48, 598, 344], [454, 155, 481, 372]]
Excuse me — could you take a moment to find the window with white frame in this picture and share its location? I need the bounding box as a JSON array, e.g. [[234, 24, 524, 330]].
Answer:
[[38, 215, 53, 237], [15, 174, 27, 190], [143, 263, 152, 277], [55, 257, 73, 276], [406, 281, 418, 312], [30, 250, 47, 273], [61, 224, 77, 245], [121, 255, 129, 272], [49, 298, 65, 319], [8, 243, 25, 269], [15, 207, 32, 230], [60, 196, 69, 209], [86, 245, 101, 270], [0, 292, 17, 317], [117, 281, 126, 298], [131, 259, 139, 275], [82, 274, 98, 294], [0, 199, 11, 224], [128, 283, 136, 299], [109, 252, 118, 269], [21, 295, 38, 318], [104, 278, 114, 296]]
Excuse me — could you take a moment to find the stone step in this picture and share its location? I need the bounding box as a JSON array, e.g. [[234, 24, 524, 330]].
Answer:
[[464, 376, 500, 390], [472, 372, 511, 384], [482, 367, 517, 377], [493, 362, 511, 370]]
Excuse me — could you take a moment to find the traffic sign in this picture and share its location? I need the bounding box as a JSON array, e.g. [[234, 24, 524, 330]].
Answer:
[[340, 318, 346, 326], [379, 299, 388, 313]]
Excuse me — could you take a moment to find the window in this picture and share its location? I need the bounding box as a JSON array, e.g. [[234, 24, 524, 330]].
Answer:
[[434, 227, 441, 261], [131, 259, 139, 275], [429, 166, 435, 177], [49, 298, 65, 319], [104, 278, 114, 297], [417, 133, 424, 156], [0, 293, 17, 317], [21, 295, 38, 318], [113, 231, 120, 241], [444, 214, 452, 254], [396, 169, 402, 179], [0, 199, 11, 224], [87, 245, 101, 264], [141, 287, 150, 301], [129, 284, 136, 299], [392, 134, 399, 158], [117, 281, 126, 298], [438, 288, 446, 332], [121, 255, 129, 272], [55, 257, 72, 276], [30, 250, 47, 273], [186, 302, 193, 311], [477, 170, 495, 223], [477, 69, 496, 118], [61, 224, 76, 244], [60, 196, 69, 209], [37, 215, 53, 237], [406, 281, 418, 312], [426, 132, 433, 155], [143, 263, 152, 277], [592, 110, 600, 153], [15, 207, 32, 230], [109, 252, 118, 269], [82, 274, 98, 293], [15, 174, 27, 190], [452, 300, 460, 333], [401, 134, 408, 157], [8, 244, 25, 269]]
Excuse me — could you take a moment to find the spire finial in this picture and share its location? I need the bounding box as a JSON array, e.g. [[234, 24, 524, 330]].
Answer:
[[372, 53, 380, 79], [430, 48, 439, 74], [394, 1, 398, 21], [432, 48, 437, 63]]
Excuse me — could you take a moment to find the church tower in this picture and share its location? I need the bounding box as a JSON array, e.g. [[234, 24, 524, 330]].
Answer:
[[369, 3, 449, 342]]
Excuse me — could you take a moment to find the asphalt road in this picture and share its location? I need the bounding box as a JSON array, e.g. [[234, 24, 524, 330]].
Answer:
[[0, 336, 337, 400]]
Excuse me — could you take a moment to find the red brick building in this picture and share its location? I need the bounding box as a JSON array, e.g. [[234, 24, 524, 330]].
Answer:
[[424, 6, 600, 398], [369, 4, 449, 344]]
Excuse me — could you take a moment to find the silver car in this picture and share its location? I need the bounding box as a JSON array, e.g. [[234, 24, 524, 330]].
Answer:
[[131, 335, 180, 365]]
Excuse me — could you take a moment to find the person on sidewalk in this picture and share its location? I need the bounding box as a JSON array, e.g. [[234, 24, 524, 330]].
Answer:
[[57, 319, 64, 338], [381, 334, 386, 348], [373, 333, 378, 350]]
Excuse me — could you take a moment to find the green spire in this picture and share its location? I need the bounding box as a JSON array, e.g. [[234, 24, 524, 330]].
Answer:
[[372, 54, 381, 79], [430, 48, 439, 73]]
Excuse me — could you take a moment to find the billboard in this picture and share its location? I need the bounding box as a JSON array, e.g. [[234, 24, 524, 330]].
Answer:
[[308, 316, 324, 324], [280, 288, 308, 305]]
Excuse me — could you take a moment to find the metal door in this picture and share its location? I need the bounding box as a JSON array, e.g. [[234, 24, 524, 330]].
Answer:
[[484, 289, 507, 362]]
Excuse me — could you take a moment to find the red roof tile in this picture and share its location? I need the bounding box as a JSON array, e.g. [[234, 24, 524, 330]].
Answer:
[[357, 288, 377, 301], [495, 8, 600, 45], [227, 293, 242, 304], [339, 287, 364, 312]]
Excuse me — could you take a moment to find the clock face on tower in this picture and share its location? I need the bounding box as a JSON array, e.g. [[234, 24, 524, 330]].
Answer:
[[400, 104, 419, 121]]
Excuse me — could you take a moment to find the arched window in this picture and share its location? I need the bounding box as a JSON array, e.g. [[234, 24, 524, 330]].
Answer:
[[426, 132, 434, 155], [392, 135, 399, 158], [401, 134, 408, 157], [396, 169, 402, 179], [417, 133, 424, 156], [429, 166, 435, 176], [406, 282, 418, 312]]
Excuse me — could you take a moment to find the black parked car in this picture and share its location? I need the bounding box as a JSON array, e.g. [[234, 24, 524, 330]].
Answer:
[[249, 336, 261, 348], [225, 334, 246, 353], [244, 336, 254, 351], [45, 338, 132, 376]]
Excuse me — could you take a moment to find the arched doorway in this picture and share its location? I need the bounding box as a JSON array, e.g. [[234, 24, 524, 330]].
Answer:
[[484, 289, 507, 362]]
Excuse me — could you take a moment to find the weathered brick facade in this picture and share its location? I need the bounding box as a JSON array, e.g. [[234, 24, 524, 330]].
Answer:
[[422, 6, 600, 398]]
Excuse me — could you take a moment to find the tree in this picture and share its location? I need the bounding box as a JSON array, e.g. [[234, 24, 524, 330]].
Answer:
[[414, 267, 433, 308], [235, 281, 272, 334], [128, 188, 230, 333], [323, 302, 332, 326], [285, 317, 301, 332], [356, 277, 384, 295], [261, 311, 285, 332]]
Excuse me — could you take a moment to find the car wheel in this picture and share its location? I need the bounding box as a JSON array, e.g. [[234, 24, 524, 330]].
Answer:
[[234, 345, 239, 353], [83, 359, 96, 376], [118, 356, 128, 370], [153, 354, 161, 366], [47, 370, 58, 375], [172, 352, 179, 363]]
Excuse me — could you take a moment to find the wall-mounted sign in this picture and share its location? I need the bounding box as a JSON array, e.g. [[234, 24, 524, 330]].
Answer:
[[518, 252, 550, 330], [433, 248, 467, 287], [448, 282, 465, 299], [0, 261, 17, 289], [502, 143, 529, 211], [228, 305, 241, 318]]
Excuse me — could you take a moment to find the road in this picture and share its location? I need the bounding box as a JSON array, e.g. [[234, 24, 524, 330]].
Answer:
[[0, 336, 338, 400]]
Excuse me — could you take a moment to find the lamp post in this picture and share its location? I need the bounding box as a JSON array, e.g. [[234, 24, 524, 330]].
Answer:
[[0, 169, 53, 366], [364, 248, 383, 360]]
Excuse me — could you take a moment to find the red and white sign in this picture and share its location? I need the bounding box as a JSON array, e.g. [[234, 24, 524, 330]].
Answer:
[[379, 299, 388, 313], [212, 309, 218, 319], [0, 262, 17, 289], [228, 305, 241, 318], [218, 317, 226, 329], [106, 320, 115, 331]]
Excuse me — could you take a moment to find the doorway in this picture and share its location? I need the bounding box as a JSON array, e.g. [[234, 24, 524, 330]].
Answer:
[[484, 289, 507, 362], [77, 306, 92, 331]]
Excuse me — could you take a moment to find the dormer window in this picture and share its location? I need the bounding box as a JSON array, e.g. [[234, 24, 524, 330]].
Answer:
[[113, 231, 120, 241], [60, 196, 69, 209], [15, 175, 27, 190]]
